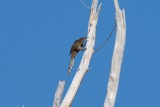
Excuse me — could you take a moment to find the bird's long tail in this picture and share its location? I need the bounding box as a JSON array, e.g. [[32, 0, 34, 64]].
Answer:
[[68, 57, 74, 76]]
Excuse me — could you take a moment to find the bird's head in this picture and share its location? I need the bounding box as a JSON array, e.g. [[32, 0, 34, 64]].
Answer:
[[78, 37, 88, 42]]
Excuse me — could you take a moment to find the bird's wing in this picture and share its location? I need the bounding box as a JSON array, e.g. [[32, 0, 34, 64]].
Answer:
[[69, 40, 78, 55]]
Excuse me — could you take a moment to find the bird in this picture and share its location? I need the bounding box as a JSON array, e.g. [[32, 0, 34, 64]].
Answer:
[[68, 37, 88, 75]]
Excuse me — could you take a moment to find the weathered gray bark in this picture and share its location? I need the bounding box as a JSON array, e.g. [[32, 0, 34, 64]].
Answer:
[[104, 0, 126, 107], [53, 81, 65, 107], [59, 0, 102, 107]]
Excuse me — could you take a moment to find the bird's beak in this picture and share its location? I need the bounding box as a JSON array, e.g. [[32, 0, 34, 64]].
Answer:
[[86, 37, 89, 41], [84, 37, 89, 39]]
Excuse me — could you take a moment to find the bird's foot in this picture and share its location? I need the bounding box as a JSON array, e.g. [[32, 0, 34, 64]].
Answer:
[[82, 48, 87, 51]]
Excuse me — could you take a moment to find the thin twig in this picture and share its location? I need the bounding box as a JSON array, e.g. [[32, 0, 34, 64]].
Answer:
[[80, 0, 91, 10], [94, 21, 117, 53]]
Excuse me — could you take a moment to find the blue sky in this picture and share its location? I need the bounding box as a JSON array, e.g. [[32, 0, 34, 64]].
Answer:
[[0, 0, 160, 107]]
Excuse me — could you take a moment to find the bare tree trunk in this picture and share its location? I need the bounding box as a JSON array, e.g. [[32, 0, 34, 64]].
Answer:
[[59, 0, 102, 107], [53, 81, 65, 107], [104, 0, 126, 107]]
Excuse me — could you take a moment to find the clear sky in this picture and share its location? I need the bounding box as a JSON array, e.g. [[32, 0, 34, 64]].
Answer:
[[0, 0, 160, 107]]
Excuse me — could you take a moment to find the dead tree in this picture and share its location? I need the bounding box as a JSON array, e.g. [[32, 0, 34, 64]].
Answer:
[[53, 0, 102, 107], [104, 0, 126, 107], [53, 0, 126, 107]]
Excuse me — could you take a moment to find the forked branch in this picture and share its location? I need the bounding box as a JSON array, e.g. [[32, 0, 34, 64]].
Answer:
[[59, 0, 102, 107], [104, 0, 126, 107]]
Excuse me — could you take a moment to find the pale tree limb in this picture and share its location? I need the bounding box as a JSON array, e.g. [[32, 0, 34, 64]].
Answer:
[[53, 81, 65, 107], [104, 0, 126, 107], [60, 0, 102, 107], [16, 105, 24, 107]]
